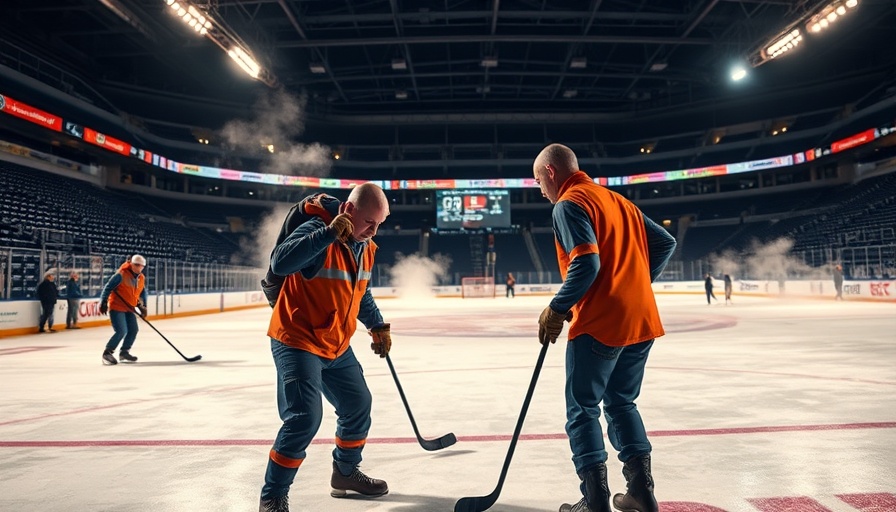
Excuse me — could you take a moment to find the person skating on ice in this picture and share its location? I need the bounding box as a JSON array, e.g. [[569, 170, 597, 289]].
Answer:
[[704, 273, 718, 305], [98, 254, 148, 365]]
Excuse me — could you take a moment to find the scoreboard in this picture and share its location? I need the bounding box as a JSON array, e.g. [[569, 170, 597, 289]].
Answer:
[[436, 189, 511, 230]]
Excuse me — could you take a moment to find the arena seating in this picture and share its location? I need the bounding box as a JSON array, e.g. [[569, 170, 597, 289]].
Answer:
[[3, 159, 893, 279], [0, 162, 239, 263]]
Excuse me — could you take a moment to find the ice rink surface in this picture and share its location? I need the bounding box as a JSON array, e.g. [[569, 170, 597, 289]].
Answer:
[[1, 294, 894, 512]]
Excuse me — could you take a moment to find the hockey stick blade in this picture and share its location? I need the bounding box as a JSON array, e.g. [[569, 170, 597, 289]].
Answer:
[[386, 354, 456, 451], [419, 432, 457, 451], [454, 341, 550, 512], [455, 491, 499, 512]]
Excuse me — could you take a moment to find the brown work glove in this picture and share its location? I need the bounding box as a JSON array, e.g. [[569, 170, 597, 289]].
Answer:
[[329, 213, 353, 243], [369, 323, 392, 358], [538, 306, 571, 345], [137, 300, 147, 318]]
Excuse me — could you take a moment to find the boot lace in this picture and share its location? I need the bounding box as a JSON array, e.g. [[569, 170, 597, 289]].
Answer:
[[640, 457, 654, 488], [349, 467, 377, 485]]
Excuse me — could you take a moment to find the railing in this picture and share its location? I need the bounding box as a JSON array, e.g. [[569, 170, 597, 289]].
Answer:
[[4, 241, 891, 302], [0, 39, 121, 115], [0, 247, 261, 300]]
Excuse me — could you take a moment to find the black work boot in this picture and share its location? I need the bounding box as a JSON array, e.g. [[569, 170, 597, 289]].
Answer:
[[612, 454, 658, 512], [560, 462, 611, 512], [330, 461, 388, 498], [258, 495, 289, 512]]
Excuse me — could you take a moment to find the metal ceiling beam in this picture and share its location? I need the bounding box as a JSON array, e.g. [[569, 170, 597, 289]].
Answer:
[[96, 0, 160, 44], [621, 0, 721, 100], [214, 6, 705, 24], [287, 69, 706, 85], [550, 0, 605, 100], [683, 0, 721, 38], [388, 0, 421, 100], [342, 0, 381, 97], [277, 34, 717, 48], [276, 0, 348, 102]]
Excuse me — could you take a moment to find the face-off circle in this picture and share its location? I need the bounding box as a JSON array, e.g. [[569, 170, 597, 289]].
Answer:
[[390, 313, 736, 338]]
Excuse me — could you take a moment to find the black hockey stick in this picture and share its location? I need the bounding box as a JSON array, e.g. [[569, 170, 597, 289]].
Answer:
[[112, 290, 202, 362], [454, 341, 549, 512], [386, 354, 456, 451]]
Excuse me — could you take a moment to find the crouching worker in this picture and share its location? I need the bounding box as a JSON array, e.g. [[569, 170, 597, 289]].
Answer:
[[98, 254, 148, 365], [259, 183, 393, 512]]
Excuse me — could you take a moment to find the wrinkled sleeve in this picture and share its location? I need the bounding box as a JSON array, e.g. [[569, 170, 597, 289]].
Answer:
[[100, 273, 122, 304], [357, 282, 385, 329], [270, 218, 338, 278], [642, 213, 677, 282]]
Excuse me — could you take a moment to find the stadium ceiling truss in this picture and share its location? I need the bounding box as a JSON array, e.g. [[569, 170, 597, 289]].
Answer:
[[2, 0, 896, 174]]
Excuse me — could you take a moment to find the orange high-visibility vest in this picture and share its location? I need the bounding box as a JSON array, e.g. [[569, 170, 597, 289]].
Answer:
[[268, 239, 378, 359], [108, 262, 145, 313], [555, 171, 664, 346]]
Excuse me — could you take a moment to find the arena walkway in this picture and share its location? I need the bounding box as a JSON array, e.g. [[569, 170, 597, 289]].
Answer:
[[1, 294, 894, 511]]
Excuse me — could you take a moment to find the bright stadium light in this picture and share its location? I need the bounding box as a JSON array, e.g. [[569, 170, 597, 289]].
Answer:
[[228, 46, 261, 79], [749, 0, 858, 68], [730, 65, 748, 81], [806, 0, 858, 34], [161, 0, 276, 86], [762, 29, 803, 61]]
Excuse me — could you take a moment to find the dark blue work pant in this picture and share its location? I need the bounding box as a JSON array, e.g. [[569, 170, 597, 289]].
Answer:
[[261, 340, 372, 500], [565, 335, 655, 477]]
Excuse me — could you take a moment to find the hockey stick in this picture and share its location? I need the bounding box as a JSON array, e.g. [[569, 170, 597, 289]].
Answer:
[[454, 340, 549, 512], [386, 354, 457, 451], [112, 290, 202, 362]]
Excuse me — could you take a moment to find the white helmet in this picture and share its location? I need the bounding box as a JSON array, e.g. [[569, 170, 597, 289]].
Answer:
[[131, 254, 147, 266]]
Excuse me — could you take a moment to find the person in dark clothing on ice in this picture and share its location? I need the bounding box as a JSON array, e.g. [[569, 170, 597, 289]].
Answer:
[[704, 273, 718, 305], [833, 264, 844, 300], [36, 272, 59, 333], [723, 274, 733, 305]]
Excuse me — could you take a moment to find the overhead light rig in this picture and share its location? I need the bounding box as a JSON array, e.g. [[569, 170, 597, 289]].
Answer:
[[162, 0, 277, 87], [748, 0, 860, 68]]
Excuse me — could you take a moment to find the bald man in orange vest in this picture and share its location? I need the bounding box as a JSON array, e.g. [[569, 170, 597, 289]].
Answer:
[[260, 183, 392, 512], [533, 144, 676, 512]]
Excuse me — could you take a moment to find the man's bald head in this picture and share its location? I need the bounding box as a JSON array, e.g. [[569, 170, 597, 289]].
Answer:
[[533, 143, 579, 175], [532, 143, 579, 204], [347, 182, 388, 211], [344, 182, 390, 242]]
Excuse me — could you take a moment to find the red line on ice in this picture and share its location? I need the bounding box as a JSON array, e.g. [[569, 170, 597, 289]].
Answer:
[[2, 421, 894, 448]]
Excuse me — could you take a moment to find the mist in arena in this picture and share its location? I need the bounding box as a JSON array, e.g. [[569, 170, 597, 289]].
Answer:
[[231, 204, 294, 268], [387, 253, 451, 299], [219, 88, 332, 176], [708, 237, 826, 281]]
